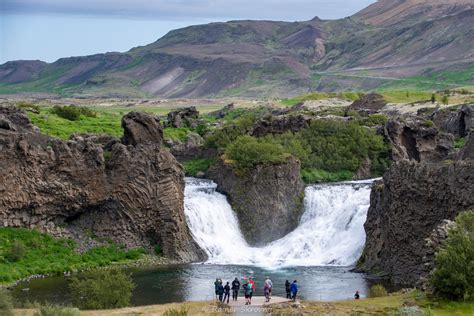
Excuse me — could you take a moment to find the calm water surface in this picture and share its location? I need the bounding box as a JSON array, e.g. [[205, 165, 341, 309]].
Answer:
[[12, 264, 384, 306]]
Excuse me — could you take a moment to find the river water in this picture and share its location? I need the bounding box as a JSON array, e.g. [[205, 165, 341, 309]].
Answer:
[[13, 178, 381, 306]]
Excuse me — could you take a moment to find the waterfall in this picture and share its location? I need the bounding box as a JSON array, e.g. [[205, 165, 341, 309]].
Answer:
[[184, 177, 373, 267]]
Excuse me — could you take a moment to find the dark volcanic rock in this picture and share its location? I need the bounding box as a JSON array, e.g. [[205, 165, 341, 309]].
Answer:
[[347, 93, 387, 115], [357, 160, 474, 285], [0, 106, 206, 262], [431, 104, 473, 138], [169, 132, 217, 162], [166, 106, 199, 128], [383, 119, 454, 163], [250, 114, 312, 137], [207, 157, 305, 246]]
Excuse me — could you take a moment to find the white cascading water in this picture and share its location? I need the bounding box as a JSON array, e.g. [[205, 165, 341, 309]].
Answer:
[[184, 177, 373, 268]]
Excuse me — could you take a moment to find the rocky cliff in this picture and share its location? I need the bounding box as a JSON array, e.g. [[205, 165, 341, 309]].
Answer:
[[0, 106, 206, 262], [207, 157, 305, 246], [357, 159, 474, 285]]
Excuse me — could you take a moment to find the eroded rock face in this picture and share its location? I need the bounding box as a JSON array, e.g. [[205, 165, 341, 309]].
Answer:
[[0, 106, 206, 262], [347, 93, 386, 115], [383, 119, 454, 163], [250, 114, 312, 137], [166, 106, 199, 128], [357, 160, 474, 285], [431, 104, 473, 138], [207, 157, 305, 246]]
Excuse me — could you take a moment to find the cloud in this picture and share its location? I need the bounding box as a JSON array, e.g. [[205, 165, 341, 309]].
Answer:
[[1, 0, 376, 21]]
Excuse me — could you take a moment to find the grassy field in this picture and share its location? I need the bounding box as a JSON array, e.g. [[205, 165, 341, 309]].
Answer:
[[12, 292, 474, 315], [0, 227, 145, 284], [24, 104, 222, 140]]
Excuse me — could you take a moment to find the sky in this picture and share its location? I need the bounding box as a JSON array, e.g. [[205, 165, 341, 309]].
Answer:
[[0, 0, 376, 64]]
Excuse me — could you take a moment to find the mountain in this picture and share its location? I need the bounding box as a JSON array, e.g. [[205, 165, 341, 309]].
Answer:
[[1, 0, 473, 98]]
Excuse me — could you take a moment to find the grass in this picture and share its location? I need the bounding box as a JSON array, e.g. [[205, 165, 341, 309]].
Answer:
[[270, 291, 474, 316], [280, 91, 363, 107], [0, 227, 145, 284], [163, 128, 191, 142], [24, 104, 222, 140], [301, 169, 354, 183], [455, 138, 466, 149], [183, 159, 213, 177], [379, 90, 434, 103]]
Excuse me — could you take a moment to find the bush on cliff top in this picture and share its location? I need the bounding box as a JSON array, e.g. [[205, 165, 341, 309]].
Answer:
[[0, 227, 145, 284], [430, 210, 474, 300], [51, 105, 96, 121], [224, 135, 289, 171]]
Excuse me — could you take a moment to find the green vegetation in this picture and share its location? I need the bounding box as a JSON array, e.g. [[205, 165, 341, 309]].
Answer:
[[379, 90, 433, 103], [163, 305, 190, 316], [280, 91, 364, 107], [51, 105, 97, 121], [0, 227, 145, 284], [369, 284, 388, 298], [183, 159, 213, 177], [219, 120, 390, 182], [70, 269, 135, 310], [430, 210, 474, 301], [0, 288, 14, 316], [455, 138, 466, 149], [301, 169, 353, 183], [163, 127, 191, 142], [16, 101, 41, 113], [33, 304, 80, 316], [225, 135, 289, 172]]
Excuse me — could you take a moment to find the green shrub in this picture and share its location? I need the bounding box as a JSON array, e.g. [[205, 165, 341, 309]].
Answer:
[[163, 128, 190, 142], [225, 135, 288, 171], [163, 305, 189, 316], [301, 169, 353, 183], [183, 159, 213, 177], [51, 105, 96, 121], [423, 120, 434, 128], [0, 288, 13, 316], [33, 304, 80, 316], [0, 228, 144, 284], [430, 210, 474, 300], [7, 240, 26, 262], [362, 114, 388, 127], [16, 101, 41, 113], [442, 95, 449, 105], [154, 245, 163, 256], [70, 269, 135, 310], [369, 284, 388, 297], [454, 138, 466, 149], [205, 115, 256, 149]]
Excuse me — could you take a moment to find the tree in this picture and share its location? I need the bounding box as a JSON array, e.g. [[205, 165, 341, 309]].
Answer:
[[70, 269, 135, 309], [431, 94, 436, 104], [442, 95, 449, 105], [430, 210, 474, 300]]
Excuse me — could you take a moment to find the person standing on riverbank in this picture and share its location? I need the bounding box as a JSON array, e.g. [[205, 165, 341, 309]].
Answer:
[[249, 277, 255, 303], [290, 280, 298, 302], [243, 281, 252, 305], [217, 282, 225, 302], [232, 277, 240, 301], [214, 278, 222, 300], [223, 282, 231, 303], [264, 277, 273, 302], [285, 280, 291, 299]]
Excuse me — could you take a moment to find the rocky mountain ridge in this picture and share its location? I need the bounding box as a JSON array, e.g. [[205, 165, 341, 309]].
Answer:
[[1, 0, 472, 97]]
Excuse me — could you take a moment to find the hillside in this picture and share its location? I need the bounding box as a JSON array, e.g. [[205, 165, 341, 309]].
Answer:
[[0, 0, 473, 98]]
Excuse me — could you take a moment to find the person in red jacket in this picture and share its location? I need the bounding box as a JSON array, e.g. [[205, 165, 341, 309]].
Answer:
[[248, 277, 256, 303]]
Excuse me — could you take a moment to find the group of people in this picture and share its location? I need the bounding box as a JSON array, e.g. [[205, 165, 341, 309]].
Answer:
[[214, 277, 299, 304]]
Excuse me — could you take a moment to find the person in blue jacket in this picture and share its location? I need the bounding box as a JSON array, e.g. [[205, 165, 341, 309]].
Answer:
[[290, 280, 298, 301]]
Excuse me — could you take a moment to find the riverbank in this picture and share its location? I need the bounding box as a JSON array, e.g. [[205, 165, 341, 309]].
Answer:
[[12, 292, 474, 315]]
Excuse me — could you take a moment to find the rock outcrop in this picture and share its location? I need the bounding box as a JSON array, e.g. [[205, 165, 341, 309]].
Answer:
[[431, 104, 473, 138], [166, 106, 199, 128], [347, 93, 387, 115], [250, 114, 312, 137], [0, 106, 206, 262], [207, 157, 305, 246], [357, 159, 474, 285], [382, 119, 454, 163]]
